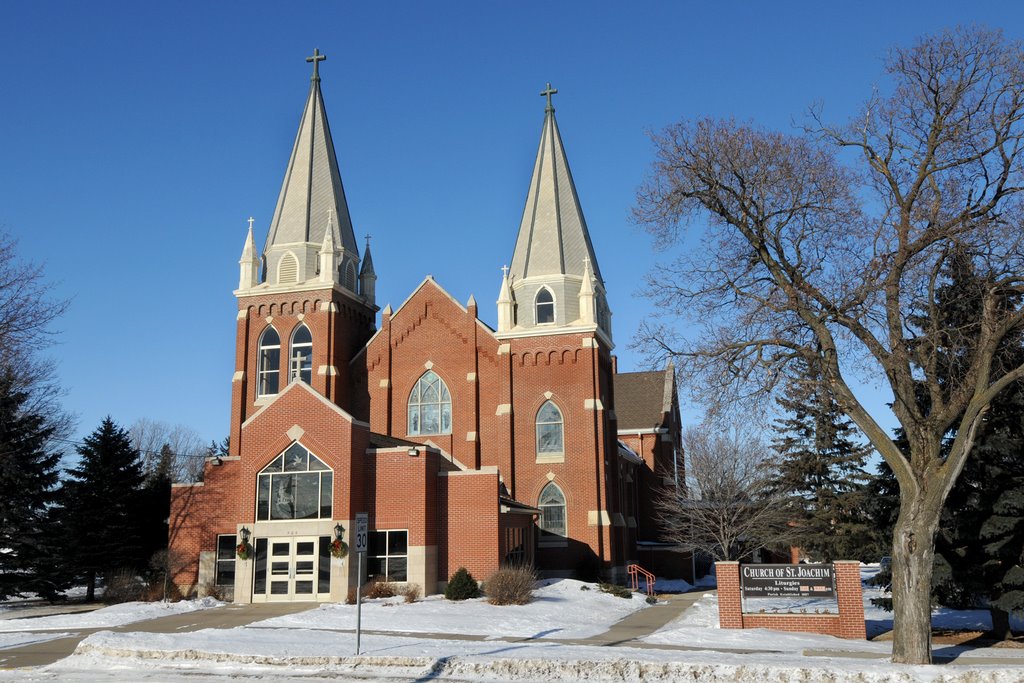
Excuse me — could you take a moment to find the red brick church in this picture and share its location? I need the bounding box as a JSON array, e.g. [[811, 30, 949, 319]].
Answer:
[[169, 52, 684, 602]]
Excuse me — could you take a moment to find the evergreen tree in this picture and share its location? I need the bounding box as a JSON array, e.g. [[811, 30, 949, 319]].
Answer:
[[768, 359, 876, 561], [0, 368, 63, 600], [138, 443, 173, 567], [60, 417, 145, 601], [871, 250, 1024, 638]]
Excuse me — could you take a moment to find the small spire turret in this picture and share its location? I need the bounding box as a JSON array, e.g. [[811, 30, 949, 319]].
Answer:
[[238, 217, 260, 290], [319, 213, 338, 284], [359, 234, 377, 305], [497, 265, 514, 332]]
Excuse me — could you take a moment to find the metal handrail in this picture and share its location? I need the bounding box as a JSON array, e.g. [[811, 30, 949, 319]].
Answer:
[[627, 563, 656, 596]]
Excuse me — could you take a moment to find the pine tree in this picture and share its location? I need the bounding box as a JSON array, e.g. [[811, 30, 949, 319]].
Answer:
[[769, 359, 876, 561], [0, 368, 62, 600], [871, 251, 1024, 638], [60, 417, 145, 601], [138, 443, 173, 567]]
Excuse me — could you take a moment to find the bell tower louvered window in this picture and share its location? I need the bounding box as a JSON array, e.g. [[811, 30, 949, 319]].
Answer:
[[278, 253, 298, 284]]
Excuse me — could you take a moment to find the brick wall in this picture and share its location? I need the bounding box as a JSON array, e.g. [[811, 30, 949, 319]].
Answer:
[[715, 561, 867, 640], [438, 470, 500, 583]]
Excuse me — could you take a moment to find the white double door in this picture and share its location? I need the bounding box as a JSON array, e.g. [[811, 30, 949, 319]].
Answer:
[[263, 536, 324, 601]]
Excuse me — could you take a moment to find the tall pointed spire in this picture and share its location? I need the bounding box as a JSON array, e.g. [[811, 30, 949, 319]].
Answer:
[[501, 85, 611, 342], [262, 50, 360, 290], [508, 83, 603, 285]]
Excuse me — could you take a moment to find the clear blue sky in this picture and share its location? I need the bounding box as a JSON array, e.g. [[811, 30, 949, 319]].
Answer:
[[2, 1, 1020, 450]]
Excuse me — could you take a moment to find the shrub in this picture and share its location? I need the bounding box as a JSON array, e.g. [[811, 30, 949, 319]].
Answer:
[[103, 569, 146, 604], [598, 582, 633, 599], [366, 580, 398, 599], [400, 583, 421, 603], [484, 566, 536, 605], [445, 567, 480, 600]]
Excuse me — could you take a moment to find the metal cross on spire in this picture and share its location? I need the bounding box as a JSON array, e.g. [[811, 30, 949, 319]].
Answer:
[[247, 216, 254, 231], [540, 82, 558, 112], [501, 264, 510, 279], [307, 48, 326, 81], [365, 233, 372, 246]]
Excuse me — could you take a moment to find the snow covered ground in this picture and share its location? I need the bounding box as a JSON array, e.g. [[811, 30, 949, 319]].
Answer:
[[252, 578, 649, 639], [2, 568, 1024, 681]]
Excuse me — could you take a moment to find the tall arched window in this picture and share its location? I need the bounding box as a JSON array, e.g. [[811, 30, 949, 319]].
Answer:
[[407, 370, 452, 435], [538, 482, 566, 538], [290, 325, 312, 385], [535, 287, 555, 324], [256, 442, 333, 520], [257, 327, 281, 397], [536, 400, 564, 456]]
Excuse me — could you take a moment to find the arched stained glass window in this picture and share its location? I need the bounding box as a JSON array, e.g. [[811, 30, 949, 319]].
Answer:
[[290, 325, 312, 385], [256, 442, 333, 521], [258, 327, 281, 397], [407, 370, 452, 435], [538, 483, 566, 538], [535, 287, 555, 324], [536, 401, 563, 455]]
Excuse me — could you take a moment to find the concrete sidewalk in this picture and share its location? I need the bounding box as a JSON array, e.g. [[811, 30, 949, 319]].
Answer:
[[0, 602, 311, 669]]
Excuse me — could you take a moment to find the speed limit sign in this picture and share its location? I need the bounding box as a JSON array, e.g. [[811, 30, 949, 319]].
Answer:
[[355, 513, 368, 553]]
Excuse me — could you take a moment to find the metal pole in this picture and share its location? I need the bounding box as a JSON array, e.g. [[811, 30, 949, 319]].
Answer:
[[355, 550, 363, 655]]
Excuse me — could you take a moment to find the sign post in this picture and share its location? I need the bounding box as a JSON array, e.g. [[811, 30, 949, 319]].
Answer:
[[354, 513, 368, 655]]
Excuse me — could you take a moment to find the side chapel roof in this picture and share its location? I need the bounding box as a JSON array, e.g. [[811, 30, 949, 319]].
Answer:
[[614, 363, 676, 431]]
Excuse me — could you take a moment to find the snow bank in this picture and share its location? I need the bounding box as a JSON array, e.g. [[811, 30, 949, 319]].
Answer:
[[57, 629, 1024, 682]]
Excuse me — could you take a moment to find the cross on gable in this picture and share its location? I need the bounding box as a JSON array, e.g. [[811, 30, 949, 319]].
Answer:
[[306, 48, 326, 81], [540, 83, 558, 112]]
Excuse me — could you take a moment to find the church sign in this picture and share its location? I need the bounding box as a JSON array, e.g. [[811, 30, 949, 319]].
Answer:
[[739, 563, 836, 598]]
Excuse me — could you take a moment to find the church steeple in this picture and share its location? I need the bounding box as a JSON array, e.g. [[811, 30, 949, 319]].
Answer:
[[262, 49, 360, 291], [502, 84, 611, 342]]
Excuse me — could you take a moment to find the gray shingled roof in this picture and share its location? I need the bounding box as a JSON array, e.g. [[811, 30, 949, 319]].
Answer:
[[368, 433, 419, 449], [508, 104, 603, 284], [614, 369, 671, 431]]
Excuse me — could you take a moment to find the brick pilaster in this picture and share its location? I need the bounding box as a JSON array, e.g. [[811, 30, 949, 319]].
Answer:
[[715, 561, 743, 629]]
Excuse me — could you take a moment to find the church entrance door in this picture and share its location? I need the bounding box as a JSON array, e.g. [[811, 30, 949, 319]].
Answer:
[[252, 536, 330, 602]]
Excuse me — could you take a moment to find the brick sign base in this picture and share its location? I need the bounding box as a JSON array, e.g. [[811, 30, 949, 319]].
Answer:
[[715, 560, 866, 640]]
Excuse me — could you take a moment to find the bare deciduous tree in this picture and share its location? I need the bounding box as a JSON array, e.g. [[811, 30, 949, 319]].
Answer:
[[129, 418, 206, 483], [0, 229, 72, 443], [656, 424, 793, 562], [634, 27, 1024, 664]]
